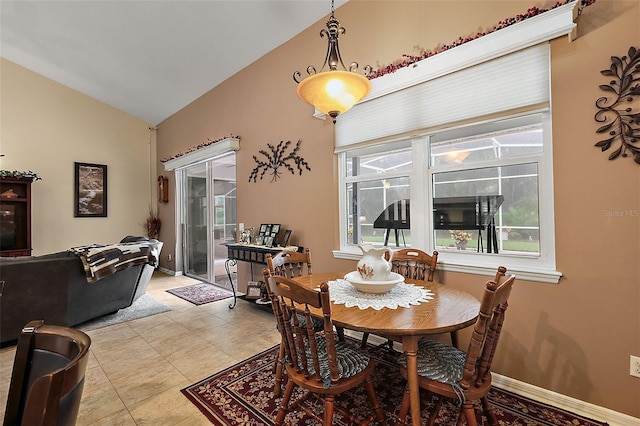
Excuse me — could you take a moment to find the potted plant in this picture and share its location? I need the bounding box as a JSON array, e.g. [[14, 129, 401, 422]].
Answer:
[[143, 209, 161, 239], [450, 230, 472, 250]]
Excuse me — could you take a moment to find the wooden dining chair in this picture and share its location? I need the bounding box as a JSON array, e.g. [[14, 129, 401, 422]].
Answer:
[[396, 266, 516, 426], [3, 320, 92, 426], [265, 274, 385, 425], [360, 248, 439, 349], [264, 249, 317, 397], [391, 248, 439, 282], [266, 248, 313, 278], [265, 249, 347, 388]]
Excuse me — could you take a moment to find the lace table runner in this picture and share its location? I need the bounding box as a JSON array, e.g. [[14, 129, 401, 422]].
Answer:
[[328, 279, 434, 310]]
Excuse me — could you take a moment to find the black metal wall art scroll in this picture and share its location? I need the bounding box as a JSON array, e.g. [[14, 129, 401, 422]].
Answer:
[[594, 46, 640, 164], [248, 139, 311, 182]]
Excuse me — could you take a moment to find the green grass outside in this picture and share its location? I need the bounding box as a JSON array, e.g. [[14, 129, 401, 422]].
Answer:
[[358, 236, 540, 253]]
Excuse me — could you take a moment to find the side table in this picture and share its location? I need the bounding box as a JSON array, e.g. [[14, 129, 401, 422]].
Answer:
[[224, 243, 302, 308]]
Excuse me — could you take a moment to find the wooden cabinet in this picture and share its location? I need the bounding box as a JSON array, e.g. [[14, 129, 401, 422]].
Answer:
[[0, 177, 33, 257]]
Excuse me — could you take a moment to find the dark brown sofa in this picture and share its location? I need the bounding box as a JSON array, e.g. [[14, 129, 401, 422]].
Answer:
[[0, 237, 162, 346]]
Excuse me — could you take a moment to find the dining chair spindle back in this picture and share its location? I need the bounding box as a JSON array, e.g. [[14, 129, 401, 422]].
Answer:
[[361, 248, 440, 349], [390, 248, 439, 282], [264, 249, 316, 397], [265, 274, 385, 426], [266, 249, 312, 278], [396, 266, 516, 426]]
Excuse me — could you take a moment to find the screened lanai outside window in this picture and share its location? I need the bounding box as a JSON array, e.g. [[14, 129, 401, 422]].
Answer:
[[429, 117, 543, 256], [345, 141, 412, 247]]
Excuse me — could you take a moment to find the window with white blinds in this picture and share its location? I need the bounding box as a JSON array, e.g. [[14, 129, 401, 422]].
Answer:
[[333, 2, 583, 282], [335, 43, 550, 149]]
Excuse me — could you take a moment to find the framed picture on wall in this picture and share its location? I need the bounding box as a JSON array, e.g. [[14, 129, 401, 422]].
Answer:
[[74, 162, 107, 217]]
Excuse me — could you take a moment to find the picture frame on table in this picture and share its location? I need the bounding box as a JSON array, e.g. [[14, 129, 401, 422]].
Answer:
[[255, 235, 264, 246], [246, 281, 262, 299], [74, 162, 107, 217], [259, 224, 268, 235], [264, 236, 274, 248], [281, 229, 292, 247], [271, 224, 280, 235]]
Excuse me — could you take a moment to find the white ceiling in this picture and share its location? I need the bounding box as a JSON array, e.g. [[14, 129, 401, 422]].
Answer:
[[1, 0, 347, 125]]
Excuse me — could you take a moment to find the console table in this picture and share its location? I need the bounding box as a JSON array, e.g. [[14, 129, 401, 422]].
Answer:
[[224, 243, 302, 308]]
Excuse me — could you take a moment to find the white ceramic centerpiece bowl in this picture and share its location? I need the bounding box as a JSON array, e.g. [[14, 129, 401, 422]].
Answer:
[[344, 244, 404, 293], [344, 271, 405, 294]]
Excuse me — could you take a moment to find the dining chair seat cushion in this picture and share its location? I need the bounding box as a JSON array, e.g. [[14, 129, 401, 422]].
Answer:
[[294, 337, 371, 388], [397, 338, 466, 386], [295, 314, 324, 331]]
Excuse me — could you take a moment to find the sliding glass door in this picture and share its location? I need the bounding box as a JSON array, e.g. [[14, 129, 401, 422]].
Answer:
[[182, 152, 236, 283]]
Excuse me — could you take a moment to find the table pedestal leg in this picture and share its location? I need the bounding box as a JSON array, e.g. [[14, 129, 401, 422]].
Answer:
[[402, 336, 421, 426], [225, 258, 238, 309]]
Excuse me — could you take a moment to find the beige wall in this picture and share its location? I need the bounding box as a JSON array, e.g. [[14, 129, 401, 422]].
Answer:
[[0, 59, 157, 254], [4, 0, 635, 418], [156, 0, 640, 417]]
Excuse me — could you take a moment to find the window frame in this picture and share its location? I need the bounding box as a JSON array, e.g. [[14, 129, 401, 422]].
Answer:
[[330, 2, 582, 284], [336, 111, 560, 284]]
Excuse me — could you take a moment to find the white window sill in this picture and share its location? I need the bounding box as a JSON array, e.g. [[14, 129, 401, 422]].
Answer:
[[332, 249, 562, 284]]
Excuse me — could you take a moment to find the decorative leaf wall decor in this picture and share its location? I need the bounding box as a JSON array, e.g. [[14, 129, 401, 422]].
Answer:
[[594, 46, 640, 164], [249, 139, 311, 182]]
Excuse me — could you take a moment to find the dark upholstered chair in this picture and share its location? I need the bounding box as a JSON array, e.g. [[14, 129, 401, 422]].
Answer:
[[361, 248, 440, 349], [265, 274, 385, 425], [396, 266, 515, 426], [3, 320, 91, 426]]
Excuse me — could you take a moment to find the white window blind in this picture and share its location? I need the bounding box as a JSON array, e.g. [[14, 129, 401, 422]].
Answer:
[[336, 43, 550, 148]]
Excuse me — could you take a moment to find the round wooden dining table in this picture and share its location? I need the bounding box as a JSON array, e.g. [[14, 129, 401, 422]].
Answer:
[[292, 272, 481, 426]]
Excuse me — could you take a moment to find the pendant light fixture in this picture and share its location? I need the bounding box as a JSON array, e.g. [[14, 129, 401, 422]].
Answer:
[[293, 0, 371, 123]]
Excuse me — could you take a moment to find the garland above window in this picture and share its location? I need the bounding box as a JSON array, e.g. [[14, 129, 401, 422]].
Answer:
[[368, 0, 596, 80], [161, 134, 240, 163]]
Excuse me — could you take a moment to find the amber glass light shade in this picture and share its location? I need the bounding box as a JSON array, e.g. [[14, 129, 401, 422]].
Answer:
[[296, 70, 371, 122]]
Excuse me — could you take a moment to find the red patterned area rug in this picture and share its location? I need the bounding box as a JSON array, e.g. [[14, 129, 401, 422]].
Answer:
[[181, 343, 609, 425], [166, 283, 233, 306]]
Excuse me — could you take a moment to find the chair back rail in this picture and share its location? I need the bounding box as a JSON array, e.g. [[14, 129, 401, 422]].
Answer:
[[266, 275, 339, 384], [390, 248, 438, 282], [266, 248, 312, 278], [265, 273, 384, 425], [4, 320, 91, 426], [461, 273, 515, 390], [363, 247, 440, 350], [396, 265, 517, 425]]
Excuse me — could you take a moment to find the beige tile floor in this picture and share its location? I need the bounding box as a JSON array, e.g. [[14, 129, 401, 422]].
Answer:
[[0, 272, 282, 425]]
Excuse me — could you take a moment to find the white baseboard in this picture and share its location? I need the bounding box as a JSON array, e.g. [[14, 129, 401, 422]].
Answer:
[[492, 374, 639, 426], [343, 330, 639, 425], [158, 267, 181, 276]]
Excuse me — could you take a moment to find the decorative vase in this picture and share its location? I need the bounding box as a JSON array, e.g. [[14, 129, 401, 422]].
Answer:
[[356, 244, 393, 281], [456, 241, 467, 250]]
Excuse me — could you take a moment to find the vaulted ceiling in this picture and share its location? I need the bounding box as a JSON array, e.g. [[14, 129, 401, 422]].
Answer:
[[1, 1, 346, 125]]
